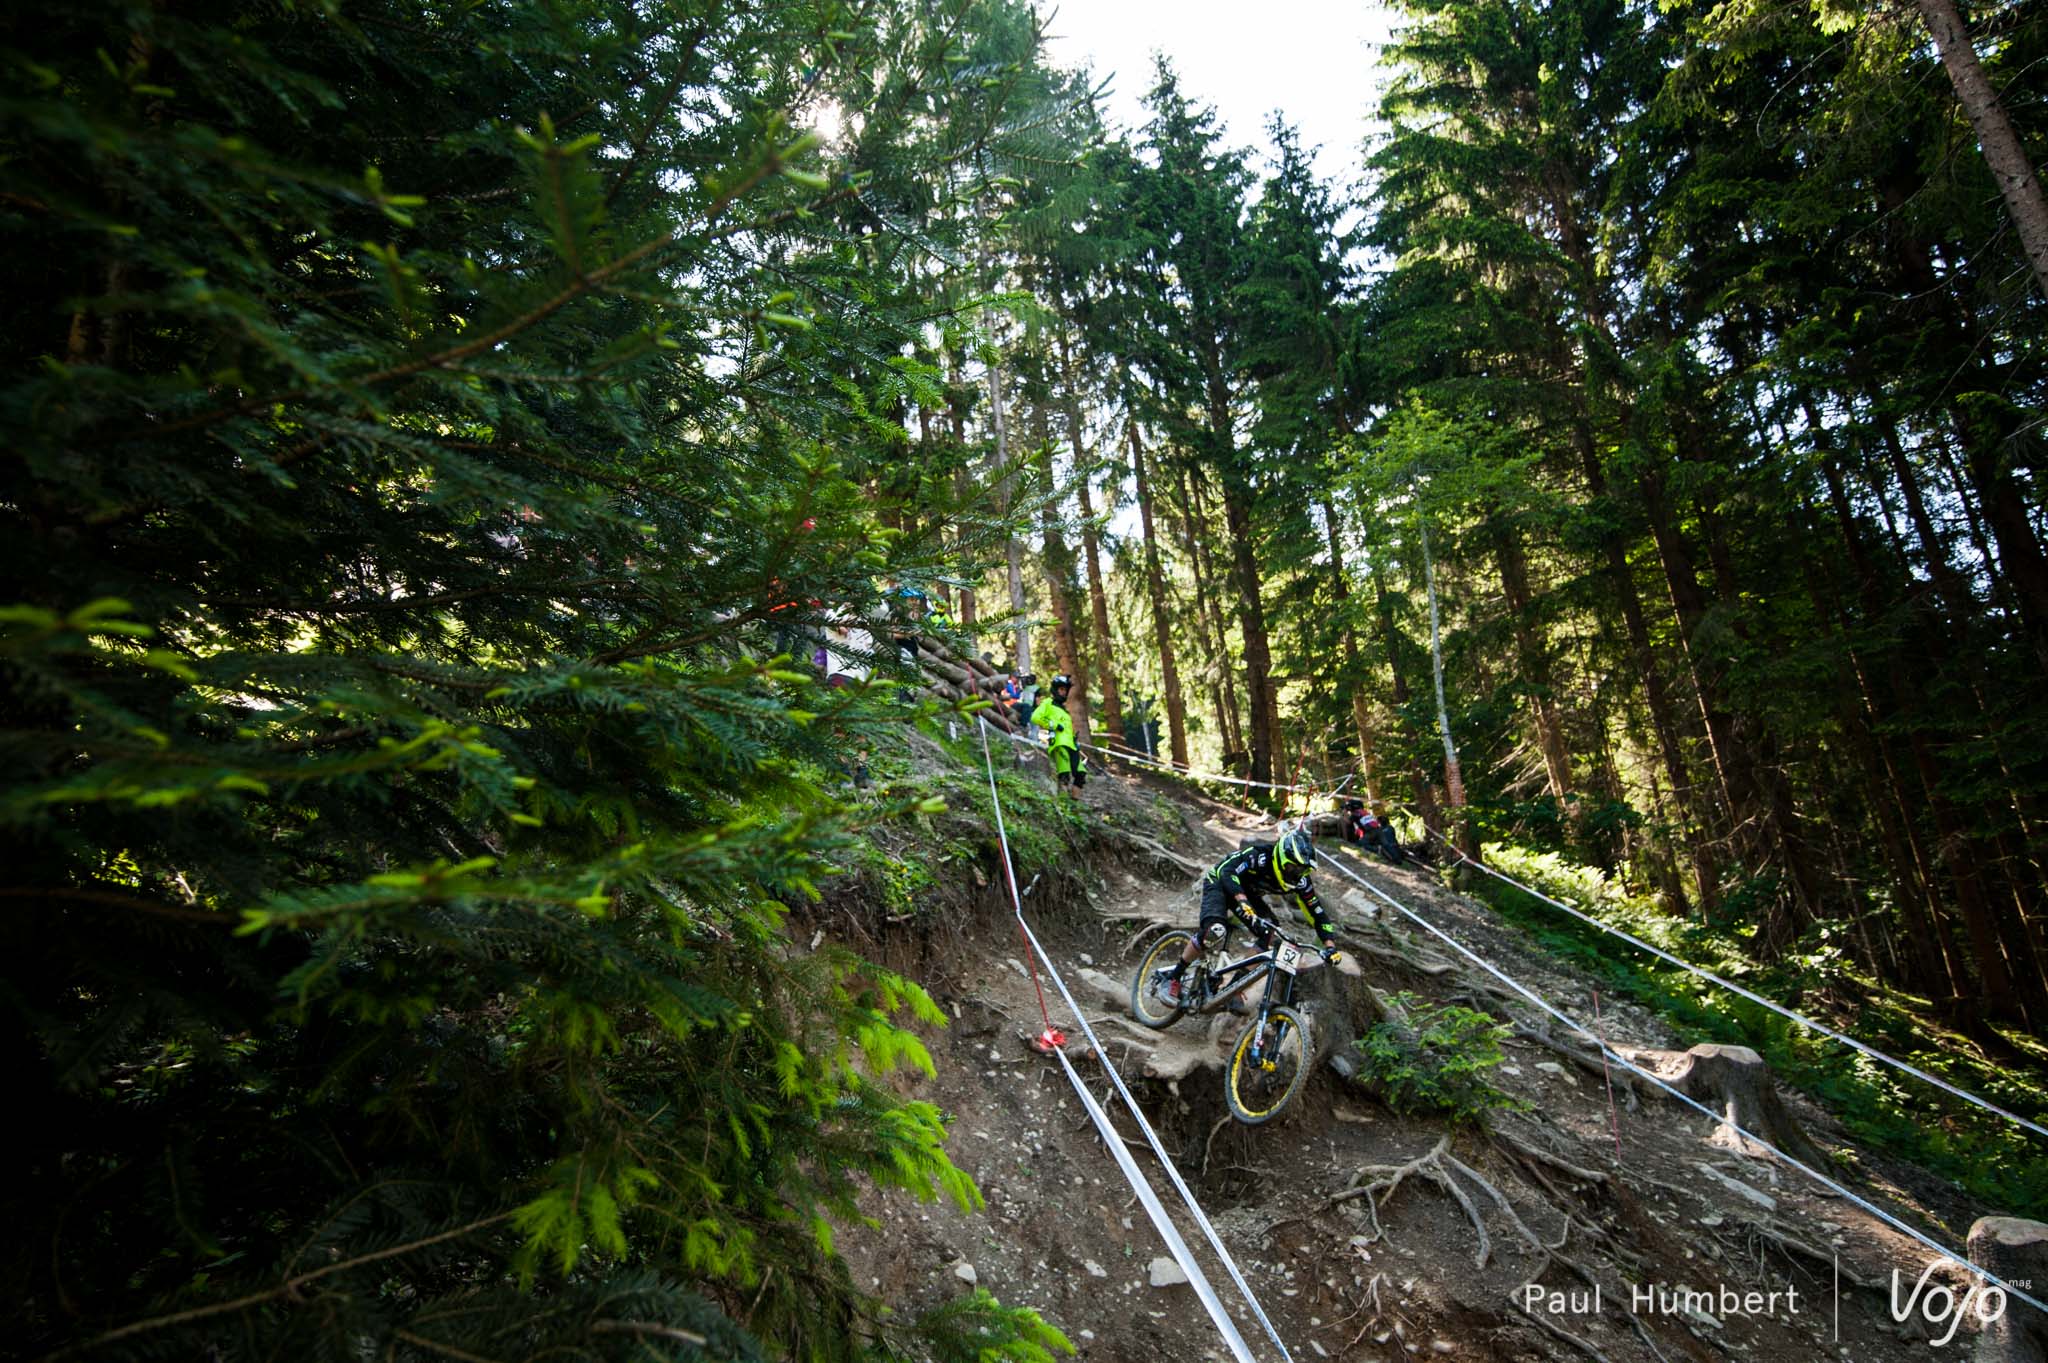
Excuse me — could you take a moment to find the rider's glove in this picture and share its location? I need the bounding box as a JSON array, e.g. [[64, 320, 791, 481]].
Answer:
[[1321, 946, 1345, 967]]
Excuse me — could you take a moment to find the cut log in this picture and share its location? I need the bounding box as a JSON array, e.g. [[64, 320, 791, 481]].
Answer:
[[1646, 1044, 1827, 1167], [1971, 1217, 2048, 1363]]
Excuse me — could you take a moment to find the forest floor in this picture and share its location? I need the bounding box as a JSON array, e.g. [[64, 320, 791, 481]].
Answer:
[[825, 750, 2016, 1363]]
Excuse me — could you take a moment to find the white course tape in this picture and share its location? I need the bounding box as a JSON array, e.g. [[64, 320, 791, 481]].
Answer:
[[1317, 847, 2048, 1321], [1054, 1043, 1257, 1363], [975, 719, 1293, 1362], [1404, 820, 2048, 1145]]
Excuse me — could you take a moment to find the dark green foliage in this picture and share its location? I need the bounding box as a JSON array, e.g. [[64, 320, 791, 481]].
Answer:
[[1354, 993, 1522, 1125], [0, 1, 1084, 1359], [1466, 852, 2048, 1217]]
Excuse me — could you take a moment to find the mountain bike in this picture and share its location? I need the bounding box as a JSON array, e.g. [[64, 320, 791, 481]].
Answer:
[[1128, 921, 1319, 1125]]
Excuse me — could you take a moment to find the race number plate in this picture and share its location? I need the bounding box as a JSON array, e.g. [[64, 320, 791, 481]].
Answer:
[[1275, 941, 1302, 975]]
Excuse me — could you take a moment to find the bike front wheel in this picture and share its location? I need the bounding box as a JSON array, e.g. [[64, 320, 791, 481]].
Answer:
[[1130, 930, 1195, 1029], [1225, 1004, 1311, 1125]]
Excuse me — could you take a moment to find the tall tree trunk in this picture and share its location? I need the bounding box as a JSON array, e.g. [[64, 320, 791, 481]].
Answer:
[[1952, 411, 2048, 674], [1637, 467, 1769, 865], [1062, 340, 1123, 749], [1815, 456, 2026, 1021], [1878, 421, 1975, 624], [1801, 492, 1967, 1000], [946, 371, 977, 633], [1128, 416, 1189, 767], [1196, 334, 1277, 786], [1694, 495, 1823, 948], [1373, 560, 1445, 839], [1574, 431, 1720, 910], [1173, 460, 1243, 764], [1221, 484, 1278, 787], [1179, 462, 1247, 767], [1491, 520, 1572, 800], [1910, 0, 2048, 298], [1031, 405, 1090, 751], [1417, 516, 1477, 860], [987, 358, 1029, 675], [1322, 497, 1378, 799]]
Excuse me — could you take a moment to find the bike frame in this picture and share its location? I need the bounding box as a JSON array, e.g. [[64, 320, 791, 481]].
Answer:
[[1192, 926, 1308, 1017]]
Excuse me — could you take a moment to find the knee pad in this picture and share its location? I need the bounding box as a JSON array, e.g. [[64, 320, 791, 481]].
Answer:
[[1202, 920, 1228, 949]]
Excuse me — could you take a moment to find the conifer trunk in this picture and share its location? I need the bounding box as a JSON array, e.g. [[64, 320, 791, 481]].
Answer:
[[947, 370, 977, 633], [1374, 560, 1445, 839], [1492, 522, 1571, 799], [1910, 0, 2048, 298], [1032, 405, 1090, 751], [1417, 516, 1475, 859], [1222, 486, 1278, 787], [1573, 432, 1719, 910], [1816, 455, 2033, 1023], [1062, 341, 1122, 748], [1196, 332, 1277, 786], [1637, 467, 1766, 863], [1321, 497, 1378, 799], [1130, 416, 1190, 767], [1695, 495, 1822, 950], [1177, 462, 1247, 767], [987, 358, 1029, 675]]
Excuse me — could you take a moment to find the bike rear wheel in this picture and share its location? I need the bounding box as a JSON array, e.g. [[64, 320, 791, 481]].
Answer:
[[1225, 1004, 1310, 1124], [1130, 930, 1195, 1029]]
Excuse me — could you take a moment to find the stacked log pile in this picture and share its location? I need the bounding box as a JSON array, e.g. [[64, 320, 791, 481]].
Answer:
[[915, 636, 1022, 734]]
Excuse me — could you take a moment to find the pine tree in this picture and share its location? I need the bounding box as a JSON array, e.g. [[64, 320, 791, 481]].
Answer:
[[0, 3, 1081, 1359]]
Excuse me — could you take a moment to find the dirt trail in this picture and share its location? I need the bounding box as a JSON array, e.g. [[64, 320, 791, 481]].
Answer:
[[832, 762, 2010, 1362]]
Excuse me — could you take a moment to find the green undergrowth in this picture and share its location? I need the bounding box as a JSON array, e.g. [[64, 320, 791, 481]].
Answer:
[[1464, 845, 2048, 1221], [827, 716, 1179, 926], [1354, 993, 1526, 1126]]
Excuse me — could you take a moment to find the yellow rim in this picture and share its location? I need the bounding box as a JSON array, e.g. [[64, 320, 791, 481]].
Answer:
[[1228, 1015, 1303, 1120], [1136, 933, 1191, 1019]]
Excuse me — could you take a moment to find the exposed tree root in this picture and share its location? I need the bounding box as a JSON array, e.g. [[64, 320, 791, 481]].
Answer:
[[1489, 1125, 1611, 1190], [1282, 1129, 1686, 1363], [1732, 1216, 1877, 1290], [1312, 1134, 1574, 1273], [1099, 827, 1208, 878], [1347, 920, 1459, 977]]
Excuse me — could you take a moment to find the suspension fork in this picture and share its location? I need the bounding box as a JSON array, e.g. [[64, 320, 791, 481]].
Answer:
[[1246, 961, 1297, 1064]]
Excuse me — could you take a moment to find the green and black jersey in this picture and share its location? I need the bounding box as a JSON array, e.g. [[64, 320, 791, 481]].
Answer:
[[1202, 842, 1336, 949]]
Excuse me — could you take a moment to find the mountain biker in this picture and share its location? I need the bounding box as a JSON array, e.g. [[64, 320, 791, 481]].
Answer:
[[1154, 827, 1344, 1006], [1029, 673, 1086, 798]]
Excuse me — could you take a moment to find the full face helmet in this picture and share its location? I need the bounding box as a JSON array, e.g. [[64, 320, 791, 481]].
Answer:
[[1274, 827, 1315, 890], [1050, 673, 1072, 700]]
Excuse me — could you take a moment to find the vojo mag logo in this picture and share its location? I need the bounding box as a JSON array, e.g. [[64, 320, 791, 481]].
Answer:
[[1890, 1257, 2016, 1348]]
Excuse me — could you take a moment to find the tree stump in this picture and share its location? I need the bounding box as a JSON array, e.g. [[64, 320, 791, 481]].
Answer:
[[1651, 1043, 1829, 1167], [1971, 1217, 2048, 1363]]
